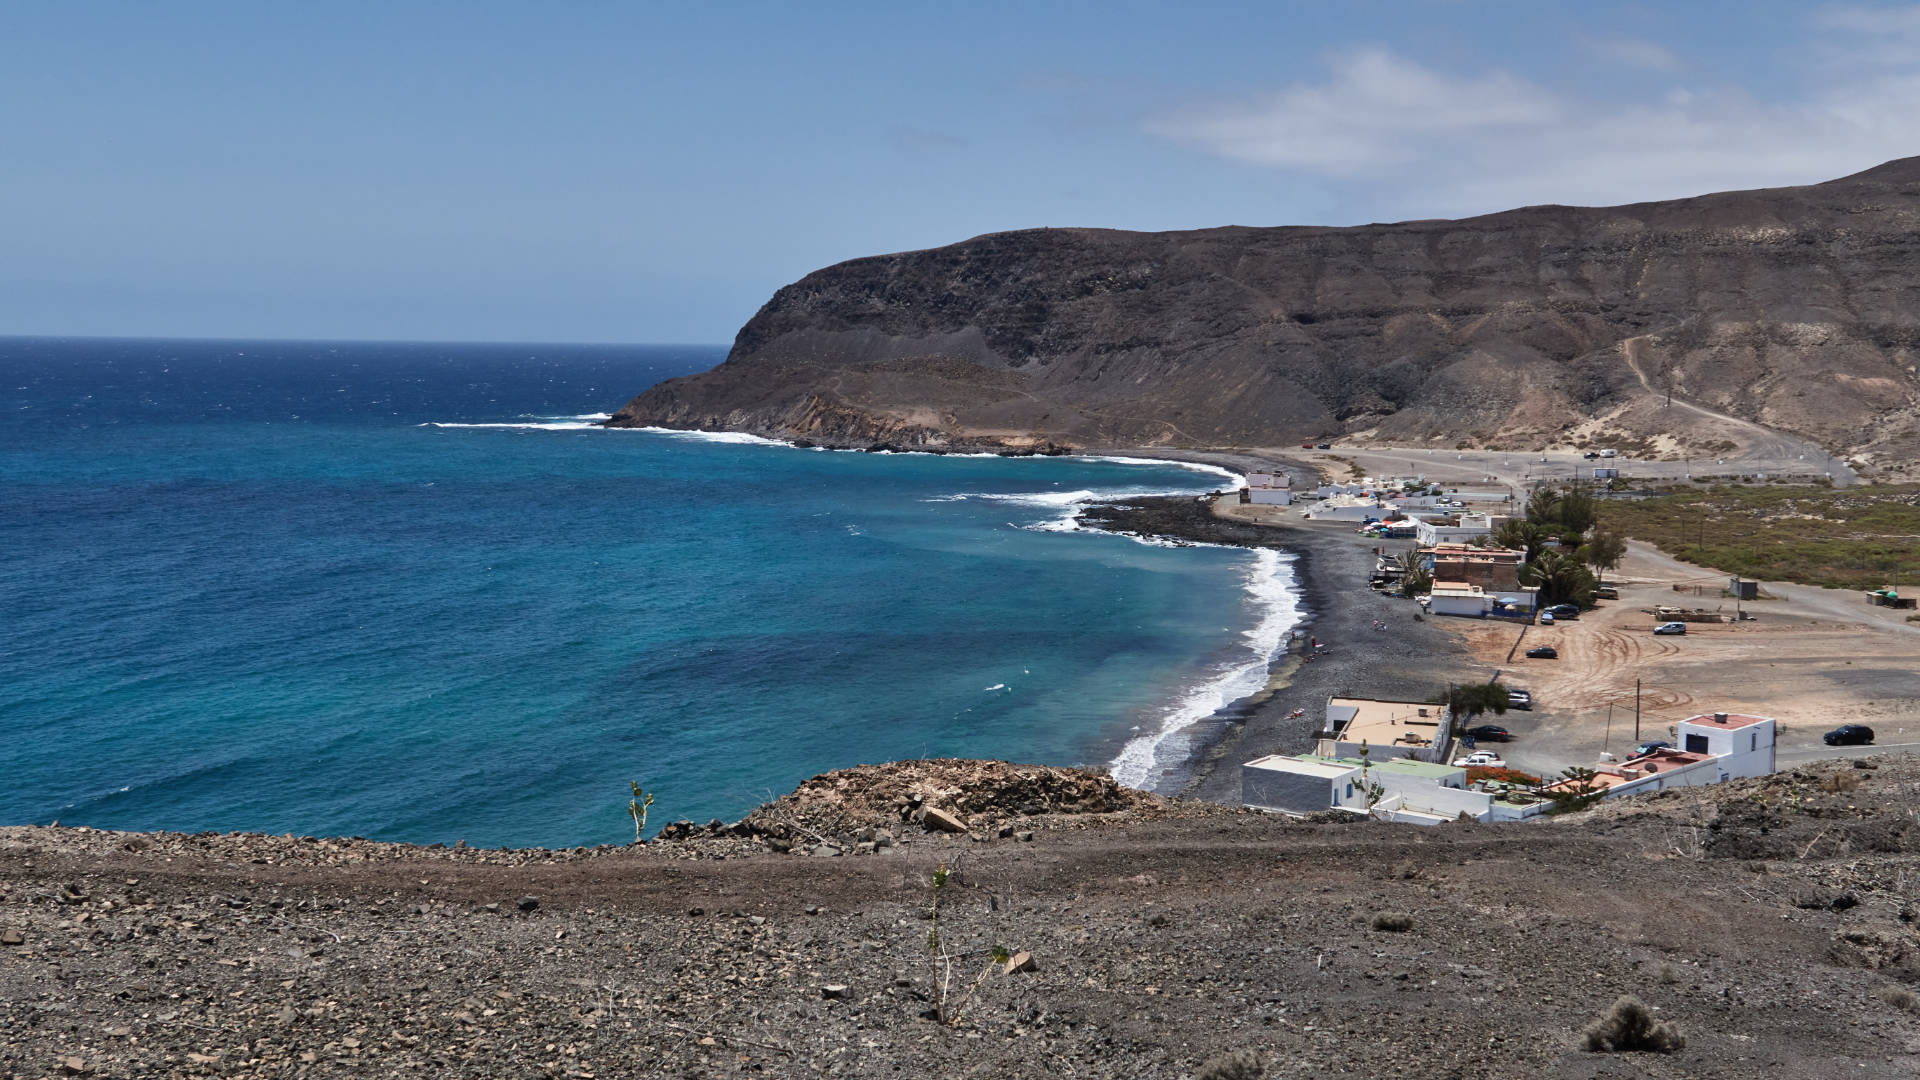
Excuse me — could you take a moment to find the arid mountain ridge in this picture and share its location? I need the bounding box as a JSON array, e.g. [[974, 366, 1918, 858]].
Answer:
[[612, 158, 1920, 467]]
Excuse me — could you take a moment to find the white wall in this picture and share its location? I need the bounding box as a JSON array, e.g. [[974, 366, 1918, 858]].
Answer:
[[1416, 521, 1493, 546], [1306, 503, 1381, 521], [1428, 592, 1490, 617], [1677, 718, 1776, 780], [1249, 487, 1293, 505]]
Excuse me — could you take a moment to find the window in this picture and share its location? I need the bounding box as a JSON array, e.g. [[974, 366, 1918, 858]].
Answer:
[[1684, 733, 1710, 754], [1345, 783, 1354, 800], [1750, 733, 1757, 751]]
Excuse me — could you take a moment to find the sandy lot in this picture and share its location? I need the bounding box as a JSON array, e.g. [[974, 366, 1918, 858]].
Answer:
[[1444, 543, 1920, 779]]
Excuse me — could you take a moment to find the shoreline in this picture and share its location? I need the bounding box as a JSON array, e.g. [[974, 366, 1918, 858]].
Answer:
[[594, 425, 1476, 804], [1081, 489, 1489, 804]]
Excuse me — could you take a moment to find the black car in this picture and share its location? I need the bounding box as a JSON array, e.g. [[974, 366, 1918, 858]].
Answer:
[[1504, 688, 1532, 710], [1524, 645, 1558, 659], [1466, 725, 1512, 742], [1583, 451, 1601, 459], [1631, 740, 1670, 758], [1545, 603, 1580, 619], [1824, 724, 1876, 746]]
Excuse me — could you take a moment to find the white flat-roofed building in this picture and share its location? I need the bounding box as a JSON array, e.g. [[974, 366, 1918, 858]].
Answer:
[[1241, 754, 1365, 815], [1674, 712, 1776, 779]]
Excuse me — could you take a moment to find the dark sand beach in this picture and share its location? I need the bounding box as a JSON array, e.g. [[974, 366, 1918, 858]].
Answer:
[[1083, 465, 1488, 805]]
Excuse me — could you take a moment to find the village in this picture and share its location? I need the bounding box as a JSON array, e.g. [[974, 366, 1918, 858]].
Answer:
[[1222, 460, 1902, 824]]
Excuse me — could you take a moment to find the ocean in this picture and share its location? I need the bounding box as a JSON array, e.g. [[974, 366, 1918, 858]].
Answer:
[[0, 337, 1299, 848]]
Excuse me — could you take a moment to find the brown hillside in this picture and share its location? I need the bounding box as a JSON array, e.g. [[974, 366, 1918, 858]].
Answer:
[[612, 158, 1920, 465]]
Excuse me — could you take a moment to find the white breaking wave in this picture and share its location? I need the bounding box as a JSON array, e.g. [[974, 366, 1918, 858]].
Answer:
[[1108, 547, 1304, 791], [421, 420, 605, 431], [1074, 454, 1246, 490], [627, 426, 791, 447], [928, 482, 1222, 534]]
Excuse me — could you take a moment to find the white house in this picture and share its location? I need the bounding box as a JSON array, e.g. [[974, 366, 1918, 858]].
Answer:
[[1414, 513, 1505, 547], [1426, 582, 1491, 617], [1549, 712, 1778, 803], [1673, 712, 1776, 778], [1244, 753, 1546, 824], [1242, 754, 1367, 814]]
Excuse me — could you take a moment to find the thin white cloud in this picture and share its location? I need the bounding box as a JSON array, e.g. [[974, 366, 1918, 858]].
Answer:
[[1588, 35, 1684, 72], [1148, 39, 1920, 218]]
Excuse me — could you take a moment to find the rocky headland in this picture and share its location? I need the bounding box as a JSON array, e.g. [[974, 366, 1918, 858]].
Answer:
[[610, 158, 1920, 472]]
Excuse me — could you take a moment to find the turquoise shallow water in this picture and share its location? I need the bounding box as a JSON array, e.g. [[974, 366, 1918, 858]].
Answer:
[[0, 337, 1296, 847]]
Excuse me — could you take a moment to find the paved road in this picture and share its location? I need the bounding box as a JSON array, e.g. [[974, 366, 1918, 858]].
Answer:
[[1777, 742, 1920, 767], [1276, 437, 1853, 494]]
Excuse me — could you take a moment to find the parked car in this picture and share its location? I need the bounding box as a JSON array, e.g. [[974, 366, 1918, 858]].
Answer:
[[1631, 740, 1670, 757], [1316, 443, 1332, 450], [1583, 451, 1601, 460], [1653, 621, 1687, 635], [1540, 612, 1554, 625], [1465, 725, 1512, 742], [1595, 585, 1619, 600], [1503, 688, 1532, 710], [1524, 645, 1558, 659], [1546, 603, 1580, 619], [1824, 724, 1876, 746], [1451, 751, 1507, 768]]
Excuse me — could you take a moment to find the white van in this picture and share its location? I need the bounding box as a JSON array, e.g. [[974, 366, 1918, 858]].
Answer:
[[1598, 448, 1618, 458]]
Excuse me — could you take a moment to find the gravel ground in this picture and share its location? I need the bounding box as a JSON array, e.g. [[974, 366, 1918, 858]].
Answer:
[[4, 756, 1919, 1078]]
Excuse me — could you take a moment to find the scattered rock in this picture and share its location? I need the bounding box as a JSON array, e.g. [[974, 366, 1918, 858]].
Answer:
[[1004, 951, 1037, 974], [821, 984, 852, 1000], [812, 844, 843, 858], [60, 1057, 88, 1075], [1, 929, 22, 946], [515, 895, 540, 912]]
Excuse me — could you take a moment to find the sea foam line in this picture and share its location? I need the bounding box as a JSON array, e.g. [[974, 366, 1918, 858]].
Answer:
[[1107, 546, 1304, 791]]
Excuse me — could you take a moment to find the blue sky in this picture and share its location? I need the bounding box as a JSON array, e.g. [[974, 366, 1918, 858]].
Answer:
[[5, 1, 1920, 343]]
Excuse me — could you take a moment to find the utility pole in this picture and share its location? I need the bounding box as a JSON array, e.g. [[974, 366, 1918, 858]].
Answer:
[[1634, 679, 1642, 742]]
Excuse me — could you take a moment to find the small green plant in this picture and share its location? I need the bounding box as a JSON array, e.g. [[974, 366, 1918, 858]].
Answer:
[[925, 862, 1011, 1026], [1543, 766, 1607, 814], [627, 781, 655, 843], [1351, 741, 1387, 816]]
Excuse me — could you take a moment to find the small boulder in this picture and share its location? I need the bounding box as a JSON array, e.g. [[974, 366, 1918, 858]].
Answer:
[[1004, 951, 1037, 974], [515, 896, 540, 913], [821, 984, 853, 1000], [922, 806, 969, 834], [811, 844, 842, 858], [0, 929, 23, 946]]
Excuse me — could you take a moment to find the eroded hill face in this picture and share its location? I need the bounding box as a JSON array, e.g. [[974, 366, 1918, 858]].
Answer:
[[612, 158, 1920, 468]]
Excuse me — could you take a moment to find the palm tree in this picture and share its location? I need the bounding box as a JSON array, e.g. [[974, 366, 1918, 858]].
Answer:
[[1520, 548, 1599, 608], [1493, 518, 1549, 560]]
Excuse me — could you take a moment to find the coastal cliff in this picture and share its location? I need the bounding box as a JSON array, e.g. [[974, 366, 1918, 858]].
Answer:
[[611, 158, 1920, 466]]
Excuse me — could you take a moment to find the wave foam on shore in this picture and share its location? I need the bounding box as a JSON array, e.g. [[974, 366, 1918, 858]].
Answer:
[[1108, 546, 1303, 792]]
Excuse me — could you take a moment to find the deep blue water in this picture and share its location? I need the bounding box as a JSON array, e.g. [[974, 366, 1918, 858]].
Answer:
[[1, 337, 1296, 848]]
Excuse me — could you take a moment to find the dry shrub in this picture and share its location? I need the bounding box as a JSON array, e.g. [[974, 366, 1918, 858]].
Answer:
[[1877, 984, 1920, 1014], [1195, 1049, 1264, 1080], [1370, 912, 1413, 933], [1822, 771, 1865, 794], [1583, 995, 1686, 1053]]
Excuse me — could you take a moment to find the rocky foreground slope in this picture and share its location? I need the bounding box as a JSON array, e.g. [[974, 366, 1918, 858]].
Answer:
[[5, 757, 1920, 1078], [613, 159, 1920, 469]]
